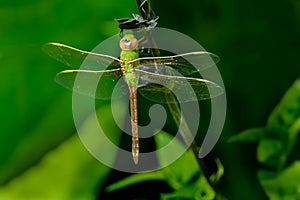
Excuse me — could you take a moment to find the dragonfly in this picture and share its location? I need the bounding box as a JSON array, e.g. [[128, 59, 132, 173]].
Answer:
[[43, 34, 223, 164]]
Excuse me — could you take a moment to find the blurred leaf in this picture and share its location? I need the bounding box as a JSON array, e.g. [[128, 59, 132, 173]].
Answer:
[[80, 98, 126, 165], [227, 79, 300, 198], [0, 92, 74, 184], [257, 139, 285, 168], [229, 79, 300, 169], [105, 171, 165, 193], [259, 79, 300, 168], [161, 179, 215, 200], [228, 128, 266, 142], [0, 101, 125, 199], [267, 79, 300, 132], [154, 131, 200, 189], [0, 135, 109, 200], [258, 161, 300, 200], [105, 131, 215, 199], [209, 158, 224, 184]]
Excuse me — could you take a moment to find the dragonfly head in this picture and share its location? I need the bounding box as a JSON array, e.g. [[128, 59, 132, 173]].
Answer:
[[120, 34, 138, 51]]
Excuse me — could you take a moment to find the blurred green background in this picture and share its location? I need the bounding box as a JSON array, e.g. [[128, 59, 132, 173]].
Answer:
[[0, 0, 299, 199]]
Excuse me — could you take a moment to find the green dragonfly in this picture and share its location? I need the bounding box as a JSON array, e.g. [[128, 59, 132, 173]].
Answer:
[[43, 34, 223, 164]]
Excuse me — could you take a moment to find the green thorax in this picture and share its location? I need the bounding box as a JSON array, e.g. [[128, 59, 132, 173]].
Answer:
[[120, 49, 139, 61], [121, 49, 140, 86], [120, 49, 140, 72]]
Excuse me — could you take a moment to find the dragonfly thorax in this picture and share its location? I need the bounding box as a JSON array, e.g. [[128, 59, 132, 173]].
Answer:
[[120, 60, 139, 86], [122, 60, 134, 71], [120, 47, 139, 71], [120, 48, 139, 61]]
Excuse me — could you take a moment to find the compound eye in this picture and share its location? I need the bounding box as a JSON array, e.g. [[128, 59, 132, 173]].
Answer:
[[122, 38, 131, 44], [120, 35, 137, 50]]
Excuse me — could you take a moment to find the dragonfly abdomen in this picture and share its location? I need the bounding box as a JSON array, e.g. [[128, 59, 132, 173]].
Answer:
[[128, 84, 139, 164]]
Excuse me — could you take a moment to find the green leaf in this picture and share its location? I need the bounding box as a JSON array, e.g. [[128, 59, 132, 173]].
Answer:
[[0, 135, 110, 200], [154, 131, 200, 189], [258, 79, 300, 168], [230, 80, 300, 169], [161, 178, 215, 200], [105, 131, 215, 199], [105, 130, 190, 192], [267, 79, 300, 132], [209, 158, 224, 184], [0, 93, 74, 184], [228, 128, 266, 142], [257, 139, 285, 168], [258, 161, 300, 200], [105, 171, 165, 193], [0, 102, 124, 200]]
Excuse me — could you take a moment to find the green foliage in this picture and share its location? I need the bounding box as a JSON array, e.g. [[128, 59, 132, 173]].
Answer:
[[0, 102, 124, 199], [0, 135, 109, 200], [0, 103, 125, 200], [229, 79, 300, 199], [228, 128, 266, 142], [258, 161, 300, 200], [105, 131, 222, 199]]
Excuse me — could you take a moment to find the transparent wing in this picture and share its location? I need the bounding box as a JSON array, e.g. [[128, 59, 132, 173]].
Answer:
[[135, 51, 219, 76], [43, 43, 121, 70], [55, 69, 128, 99], [136, 69, 223, 103]]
